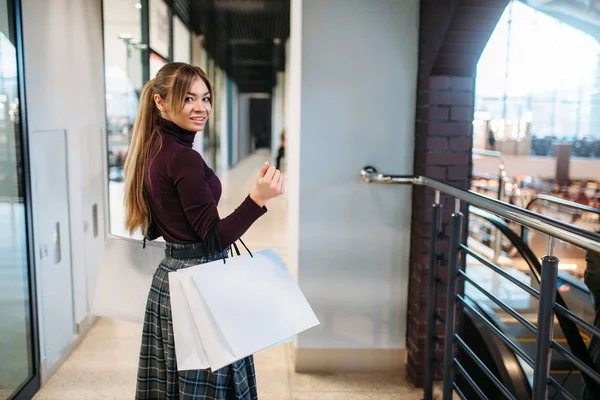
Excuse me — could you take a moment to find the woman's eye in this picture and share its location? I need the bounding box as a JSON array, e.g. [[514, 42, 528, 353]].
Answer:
[[203, 97, 210, 103], [185, 97, 194, 102]]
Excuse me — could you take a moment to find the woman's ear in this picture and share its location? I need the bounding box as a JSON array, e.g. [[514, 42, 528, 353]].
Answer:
[[153, 94, 166, 113]]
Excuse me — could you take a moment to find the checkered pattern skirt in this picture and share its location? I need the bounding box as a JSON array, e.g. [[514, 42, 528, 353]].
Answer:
[[136, 243, 258, 399]]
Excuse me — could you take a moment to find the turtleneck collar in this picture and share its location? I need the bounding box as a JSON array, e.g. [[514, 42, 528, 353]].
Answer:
[[157, 117, 197, 147]]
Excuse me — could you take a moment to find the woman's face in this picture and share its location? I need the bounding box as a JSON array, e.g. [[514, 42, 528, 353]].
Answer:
[[162, 77, 212, 132]]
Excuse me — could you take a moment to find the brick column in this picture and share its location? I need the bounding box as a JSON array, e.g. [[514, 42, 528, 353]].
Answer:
[[407, 75, 474, 386], [406, 0, 509, 387]]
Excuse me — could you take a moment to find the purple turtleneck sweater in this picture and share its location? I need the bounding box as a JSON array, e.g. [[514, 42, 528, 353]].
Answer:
[[145, 118, 267, 247]]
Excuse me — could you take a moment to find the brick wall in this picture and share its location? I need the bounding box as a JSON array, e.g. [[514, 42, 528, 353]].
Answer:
[[406, 0, 509, 387], [407, 75, 475, 386]]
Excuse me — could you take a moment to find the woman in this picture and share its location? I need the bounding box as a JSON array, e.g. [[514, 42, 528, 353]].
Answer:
[[123, 62, 284, 399], [275, 130, 285, 170]]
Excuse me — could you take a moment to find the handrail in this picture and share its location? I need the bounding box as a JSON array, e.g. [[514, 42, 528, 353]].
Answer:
[[526, 194, 600, 216], [473, 149, 505, 165], [472, 171, 525, 208], [360, 166, 600, 254], [469, 207, 596, 380], [362, 166, 600, 398], [473, 171, 502, 181], [471, 151, 523, 259], [522, 194, 600, 243], [469, 207, 542, 281]]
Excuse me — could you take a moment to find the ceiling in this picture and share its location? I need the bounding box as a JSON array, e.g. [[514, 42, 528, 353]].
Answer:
[[165, 0, 600, 93], [168, 0, 290, 93], [520, 0, 600, 41]]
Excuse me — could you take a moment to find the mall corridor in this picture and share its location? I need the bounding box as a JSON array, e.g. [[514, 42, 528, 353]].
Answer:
[[9, 0, 600, 399], [32, 153, 422, 400]]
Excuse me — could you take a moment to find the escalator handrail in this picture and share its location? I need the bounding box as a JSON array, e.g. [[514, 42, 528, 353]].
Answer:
[[471, 207, 542, 281], [525, 194, 600, 216], [469, 206, 600, 392], [522, 194, 600, 241]]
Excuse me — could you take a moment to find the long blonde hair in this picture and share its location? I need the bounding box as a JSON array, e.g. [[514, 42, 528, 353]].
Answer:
[[123, 62, 213, 236]]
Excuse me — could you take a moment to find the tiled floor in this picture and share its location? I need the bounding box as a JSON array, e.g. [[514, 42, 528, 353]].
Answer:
[[33, 152, 422, 400]]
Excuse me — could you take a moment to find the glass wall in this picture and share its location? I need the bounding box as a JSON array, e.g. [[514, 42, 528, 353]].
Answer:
[[103, 0, 144, 237], [0, 1, 37, 398], [475, 1, 600, 157]]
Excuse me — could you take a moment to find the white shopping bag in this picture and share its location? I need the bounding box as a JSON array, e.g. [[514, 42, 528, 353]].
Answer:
[[170, 248, 319, 371], [169, 269, 212, 370], [91, 234, 165, 324]]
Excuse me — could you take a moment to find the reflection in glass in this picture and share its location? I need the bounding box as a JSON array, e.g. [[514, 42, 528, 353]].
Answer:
[[103, 0, 144, 237], [0, 2, 34, 397]]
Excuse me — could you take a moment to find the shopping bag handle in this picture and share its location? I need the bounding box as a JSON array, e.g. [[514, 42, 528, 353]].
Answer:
[[230, 238, 253, 258], [210, 221, 253, 264]]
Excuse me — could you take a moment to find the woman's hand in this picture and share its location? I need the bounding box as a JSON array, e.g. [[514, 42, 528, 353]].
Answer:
[[250, 162, 285, 207]]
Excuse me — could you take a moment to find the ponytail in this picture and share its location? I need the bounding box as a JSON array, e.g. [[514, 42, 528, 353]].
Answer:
[[123, 80, 160, 236], [123, 62, 213, 237]]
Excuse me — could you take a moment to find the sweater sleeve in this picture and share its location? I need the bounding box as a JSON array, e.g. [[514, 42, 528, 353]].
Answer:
[[168, 147, 267, 248]]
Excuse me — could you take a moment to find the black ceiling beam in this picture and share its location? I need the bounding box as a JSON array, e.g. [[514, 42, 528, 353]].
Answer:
[[231, 59, 273, 66], [171, 0, 289, 90]]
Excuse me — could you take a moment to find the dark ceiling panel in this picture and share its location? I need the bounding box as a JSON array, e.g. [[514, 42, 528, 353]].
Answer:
[[169, 0, 289, 93]]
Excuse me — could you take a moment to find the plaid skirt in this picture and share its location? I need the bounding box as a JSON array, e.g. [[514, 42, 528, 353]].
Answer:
[[136, 243, 258, 399]]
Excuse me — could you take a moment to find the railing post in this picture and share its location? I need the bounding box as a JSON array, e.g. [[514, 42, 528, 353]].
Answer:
[[442, 199, 464, 400], [532, 237, 559, 400], [424, 191, 442, 400]]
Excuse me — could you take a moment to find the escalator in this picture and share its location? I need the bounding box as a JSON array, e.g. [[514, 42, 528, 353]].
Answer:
[[457, 207, 598, 399]]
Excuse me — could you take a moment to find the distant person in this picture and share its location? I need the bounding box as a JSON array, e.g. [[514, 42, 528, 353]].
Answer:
[[487, 129, 496, 150], [575, 182, 590, 206], [276, 130, 285, 170], [592, 188, 600, 210]]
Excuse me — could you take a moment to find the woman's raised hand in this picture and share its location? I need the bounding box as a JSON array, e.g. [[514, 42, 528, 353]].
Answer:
[[249, 161, 285, 207]]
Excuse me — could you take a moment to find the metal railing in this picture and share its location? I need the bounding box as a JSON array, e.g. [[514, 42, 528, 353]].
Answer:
[[523, 194, 600, 241], [472, 172, 525, 208], [473, 150, 506, 263], [472, 149, 526, 262], [360, 166, 600, 400]]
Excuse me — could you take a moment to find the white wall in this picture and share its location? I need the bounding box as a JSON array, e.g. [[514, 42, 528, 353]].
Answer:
[[21, 0, 107, 377], [287, 0, 419, 370]]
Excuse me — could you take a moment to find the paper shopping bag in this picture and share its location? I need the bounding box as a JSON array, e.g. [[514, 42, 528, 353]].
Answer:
[[170, 248, 319, 371], [91, 234, 165, 324], [169, 269, 212, 371]]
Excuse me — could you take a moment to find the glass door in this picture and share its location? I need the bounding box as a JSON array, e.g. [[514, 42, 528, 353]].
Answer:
[[0, 0, 39, 399]]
